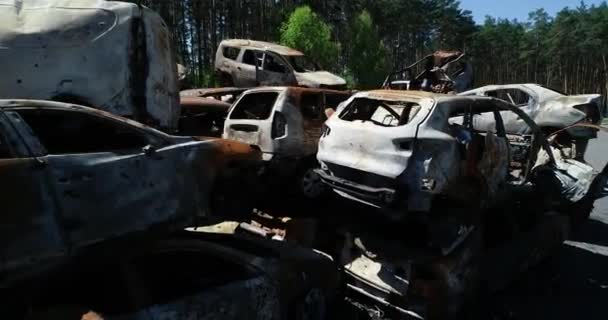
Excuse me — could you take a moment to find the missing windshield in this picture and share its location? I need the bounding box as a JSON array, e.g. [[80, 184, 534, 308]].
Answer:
[[339, 98, 421, 127], [284, 55, 319, 72]]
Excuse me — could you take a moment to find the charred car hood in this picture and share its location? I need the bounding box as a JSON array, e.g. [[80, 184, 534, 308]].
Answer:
[[295, 71, 346, 88]]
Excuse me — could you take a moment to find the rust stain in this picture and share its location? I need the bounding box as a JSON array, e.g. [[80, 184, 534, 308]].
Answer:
[[180, 96, 231, 112], [197, 137, 263, 166]]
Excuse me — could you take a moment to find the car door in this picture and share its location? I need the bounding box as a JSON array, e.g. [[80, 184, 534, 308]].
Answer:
[[224, 90, 282, 160], [12, 108, 201, 249], [257, 51, 298, 86], [480, 88, 539, 134], [237, 49, 264, 87], [0, 110, 66, 273]]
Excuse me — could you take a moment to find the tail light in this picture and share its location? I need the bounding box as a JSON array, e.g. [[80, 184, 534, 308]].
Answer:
[[271, 111, 287, 138]]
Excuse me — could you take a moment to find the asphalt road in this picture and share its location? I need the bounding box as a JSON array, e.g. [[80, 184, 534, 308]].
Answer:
[[492, 132, 608, 319]]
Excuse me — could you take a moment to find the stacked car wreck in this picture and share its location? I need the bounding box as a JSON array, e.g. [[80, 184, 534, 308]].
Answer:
[[2, 1, 608, 320]]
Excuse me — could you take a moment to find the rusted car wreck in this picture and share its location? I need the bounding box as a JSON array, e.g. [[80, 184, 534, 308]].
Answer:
[[215, 40, 347, 89], [177, 88, 249, 137], [3, 231, 343, 320], [0, 99, 262, 281], [382, 51, 473, 94], [460, 83, 604, 160], [2, 1, 608, 319], [223, 86, 351, 199], [310, 90, 607, 318]]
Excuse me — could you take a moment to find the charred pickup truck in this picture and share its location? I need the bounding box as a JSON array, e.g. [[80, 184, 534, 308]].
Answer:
[[0, 100, 261, 282], [459, 83, 605, 160], [215, 39, 347, 89], [0, 0, 180, 131], [223, 87, 351, 199]]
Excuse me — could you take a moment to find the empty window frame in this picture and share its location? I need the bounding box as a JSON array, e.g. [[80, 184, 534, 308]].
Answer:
[[486, 89, 532, 107], [242, 49, 262, 67], [263, 54, 287, 73], [222, 46, 240, 60], [0, 125, 13, 158], [16, 109, 149, 155], [300, 93, 322, 120], [229, 92, 279, 120], [339, 98, 421, 127]]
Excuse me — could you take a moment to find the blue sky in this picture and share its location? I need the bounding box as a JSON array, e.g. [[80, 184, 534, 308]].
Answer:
[[459, 0, 606, 23]]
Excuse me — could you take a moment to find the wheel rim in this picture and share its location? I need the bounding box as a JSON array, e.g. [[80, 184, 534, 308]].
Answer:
[[301, 169, 324, 198]]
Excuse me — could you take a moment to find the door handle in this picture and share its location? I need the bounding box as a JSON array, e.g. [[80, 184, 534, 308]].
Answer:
[[231, 124, 258, 132]]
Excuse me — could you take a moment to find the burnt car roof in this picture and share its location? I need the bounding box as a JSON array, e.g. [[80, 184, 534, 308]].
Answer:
[[220, 39, 304, 56], [180, 87, 250, 98], [243, 86, 351, 96], [0, 99, 170, 135], [351, 90, 545, 120], [180, 96, 231, 112]]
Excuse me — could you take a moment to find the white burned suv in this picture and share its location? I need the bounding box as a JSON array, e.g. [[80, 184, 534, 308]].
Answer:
[[215, 39, 346, 89], [459, 84, 604, 160], [316, 90, 600, 214], [223, 87, 351, 199]]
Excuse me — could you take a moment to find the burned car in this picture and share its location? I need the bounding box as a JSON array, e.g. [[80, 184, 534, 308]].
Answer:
[[0, 0, 180, 131], [312, 90, 608, 318], [459, 83, 604, 160], [178, 88, 250, 137], [382, 51, 473, 94], [2, 231, 342, 320], [178, 96, 231, 137], [316, 90, 598, 213], [223, 87, 351, 199], [0, 99, 261, 281], [215, 39, 347, 89], [180, 87, 249, 105]]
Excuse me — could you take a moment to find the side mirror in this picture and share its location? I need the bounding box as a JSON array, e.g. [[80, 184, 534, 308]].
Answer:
[[143, 145, 156, 156]]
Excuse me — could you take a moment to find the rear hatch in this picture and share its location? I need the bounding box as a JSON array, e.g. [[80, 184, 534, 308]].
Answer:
[[318, 93, 434, 180]]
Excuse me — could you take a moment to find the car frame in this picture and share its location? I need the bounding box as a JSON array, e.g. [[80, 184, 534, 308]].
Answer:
[[315, 90, 558, 213], [3, 231, 343, 320], [215, 39, 347, 89], [0, 99, 261, 281], [459, 83, 604, 160], [223, 87, 351, 199]]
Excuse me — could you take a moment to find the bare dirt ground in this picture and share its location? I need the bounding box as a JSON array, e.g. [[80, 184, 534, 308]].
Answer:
[[491, 132, 608, 319]]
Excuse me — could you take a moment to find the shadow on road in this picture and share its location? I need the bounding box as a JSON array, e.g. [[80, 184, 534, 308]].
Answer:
[[492, 218, 608, 320], [571, 218, 608, 247]]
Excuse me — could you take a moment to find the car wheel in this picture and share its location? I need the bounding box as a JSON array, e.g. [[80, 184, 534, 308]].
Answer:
[[299, 167, 327, 199]]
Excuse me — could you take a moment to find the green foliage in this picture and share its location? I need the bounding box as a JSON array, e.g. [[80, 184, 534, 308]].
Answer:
[[347, 10, 389, 89], [279, 6, 340, 70], [466, 2, 608, 98]]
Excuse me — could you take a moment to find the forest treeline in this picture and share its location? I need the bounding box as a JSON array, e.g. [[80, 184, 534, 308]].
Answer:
[[130, 0, 608, 98]]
